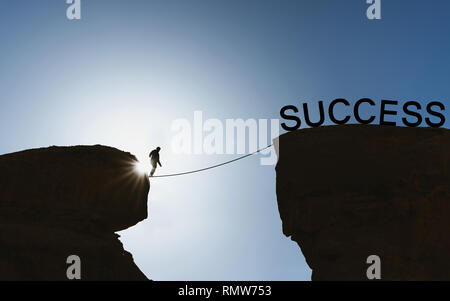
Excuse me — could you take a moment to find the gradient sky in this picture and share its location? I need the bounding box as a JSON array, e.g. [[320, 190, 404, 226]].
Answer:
[[0, 0, 449, 280]]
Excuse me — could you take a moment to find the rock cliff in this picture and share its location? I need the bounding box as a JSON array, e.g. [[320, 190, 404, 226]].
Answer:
[[0, 145, 149, 280], [275, 125, 450, 280]]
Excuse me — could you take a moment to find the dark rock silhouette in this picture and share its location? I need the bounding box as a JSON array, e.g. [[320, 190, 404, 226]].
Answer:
[[0, 145, 149, 280], [275, 125, 450, 280]]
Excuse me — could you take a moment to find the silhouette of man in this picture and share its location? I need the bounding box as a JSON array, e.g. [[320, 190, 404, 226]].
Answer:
[[149, 147, 162, 177]]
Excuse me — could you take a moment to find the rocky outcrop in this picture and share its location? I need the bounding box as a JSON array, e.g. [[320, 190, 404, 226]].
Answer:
[[275, 125, 450, 280], [0, 145, 149, 280]]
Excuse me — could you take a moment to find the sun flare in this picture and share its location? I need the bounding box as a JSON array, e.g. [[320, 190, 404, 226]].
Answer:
[[134, 160, 149, 175]]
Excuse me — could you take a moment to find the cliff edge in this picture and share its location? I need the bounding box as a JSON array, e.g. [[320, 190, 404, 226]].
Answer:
[[0, 145, 149, 280], [275, 125, 450, 280]]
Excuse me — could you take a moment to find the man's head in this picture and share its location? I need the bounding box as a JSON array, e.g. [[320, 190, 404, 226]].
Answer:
[[156, 147, 161, 152]]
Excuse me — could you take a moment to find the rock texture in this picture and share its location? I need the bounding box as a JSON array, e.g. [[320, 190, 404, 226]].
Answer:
[[0, 145, 149, 280], [275, 125, 450, 280]]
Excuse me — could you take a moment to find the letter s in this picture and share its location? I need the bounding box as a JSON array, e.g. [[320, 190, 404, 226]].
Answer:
[[425, 101, 446, 128], [280, 105, 301, 131], [402, 101, 422, 127]]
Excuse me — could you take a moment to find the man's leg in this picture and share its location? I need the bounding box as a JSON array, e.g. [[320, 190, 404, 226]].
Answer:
[[150, 165, 156, 177]]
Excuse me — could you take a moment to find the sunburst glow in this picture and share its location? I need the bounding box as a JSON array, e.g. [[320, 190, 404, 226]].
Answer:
[[134, 160, 149, 175]]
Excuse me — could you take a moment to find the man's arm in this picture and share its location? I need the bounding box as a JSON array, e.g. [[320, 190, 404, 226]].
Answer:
[[158, 159, 162, 167]]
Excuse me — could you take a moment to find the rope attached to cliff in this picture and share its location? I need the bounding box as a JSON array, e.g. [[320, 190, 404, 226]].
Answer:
[[150, 144, 273, 178]]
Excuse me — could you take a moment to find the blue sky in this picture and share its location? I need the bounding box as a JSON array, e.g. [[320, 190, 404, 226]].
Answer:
[[0, 0, 448, 280]]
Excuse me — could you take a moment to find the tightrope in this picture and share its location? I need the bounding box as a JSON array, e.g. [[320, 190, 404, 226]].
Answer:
[[149, 144, 273, 178]]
